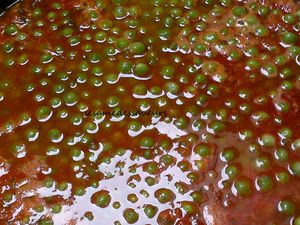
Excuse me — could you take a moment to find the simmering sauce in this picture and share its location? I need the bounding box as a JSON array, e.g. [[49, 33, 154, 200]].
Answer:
[[0, 0, 300, 224]]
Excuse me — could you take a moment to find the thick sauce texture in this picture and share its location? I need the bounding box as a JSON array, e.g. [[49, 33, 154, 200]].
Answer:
[[0, 0, 300, 224]]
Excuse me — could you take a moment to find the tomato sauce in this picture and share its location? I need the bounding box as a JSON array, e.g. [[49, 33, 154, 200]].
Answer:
[[0, 0, 300, 224]]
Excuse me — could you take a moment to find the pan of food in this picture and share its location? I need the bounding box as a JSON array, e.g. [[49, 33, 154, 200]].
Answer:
[[0, 0, 300, 224]]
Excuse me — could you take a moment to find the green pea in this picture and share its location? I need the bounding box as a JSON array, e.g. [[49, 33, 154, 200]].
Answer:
[[95, 191, 111, 208], [225, 165, 238, 179], [145, 176, 156, 186], [128, 121, 142, 132], [33, 7, 42, 17], [36, 106, 52, 122], [290, 162, 300, 176], [165, 82, 179, 94], [158, 28, 171, 40], [194, 144, 211, 157], [246, 59, 260, 70], [170, 8, 182, 18], [144, 204, 158, 218], [209, 120, 225, 133], [232, 6, 247, 17], [275, 148, 289, 161], [281, 32, 298, 44], [43, 178, 54, 188], [58, 182, 69, 191], [161, 155, 174, 166], [133, 84, 147, 95], [144, 162, 158, 174], [276, 172, 289, 184], [127, 193, 138, 203], [95, 31, 107, 43], [2, 42, 13, 53], [294, 217, 300, 225], [64, 92, 78, 106], [118, 61, 132, 74], [68, 36, 81, 46], [278, 127, 293, 139], [245, 47, 258, 57], [255, 25, 269, 37], [134, 63, 149, 76], [221, 147, 236, 162], [40, 219, 53, 225], [292, 139, 300, 151], [257, 6, 270, 16], [234, 179, 251, 197], [5, 24, 18, 35], [160, 66, 175, 79], [275, 55, 288, 65], [190, 191, 202, 202], [288, 46, 300, 58], [41, 53, 53, 64], [174, 117, 188, 129], [283, 14, 295, 24], [281, 81, 294, 90], [259, 134, 275, 147], [114, 6, 127, 18], [140, 137, 154, 149], [25, 129, 39, 142], [278, 200, 295, 216], [280, 67, 293, 79], [275, 102, 290, 113], [129, 42, 145, 55], [112, 201, 121, 209], [123, 208, 139, 224], [116, 38, 129, 50], [203, 32, 219, 43], [256, 175, 273, 192], [48, 129, 63, 142]]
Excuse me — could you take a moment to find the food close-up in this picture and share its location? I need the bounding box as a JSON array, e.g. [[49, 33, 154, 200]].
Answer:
[[0, 0, 299, 224]]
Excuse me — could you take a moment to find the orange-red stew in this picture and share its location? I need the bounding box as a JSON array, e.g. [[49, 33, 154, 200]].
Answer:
[[0, 0, 300, 224]]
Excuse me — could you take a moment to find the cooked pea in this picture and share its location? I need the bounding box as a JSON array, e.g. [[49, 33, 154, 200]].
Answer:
[[232, 6, 247, 17], [36, 106, 52, 122], [255, 25, 269, 37], [278, 200, 295, 216], [64, 92, 78, 106], [140, 137, 155, 148], [234, 179, 251, 196], [292, 139, 300, 151], [276, 172, 290, 184], [281, 32, 298, 44], [256, 175, 273, 192], [165, 82, 179, 94], [194, 144, 211, 157], [5, 24, 18, 35], [203, 32, 219, 43], [225, 165, 238, 179], [118, 61, 132, 74], [275, 148, 289, 161], [123, 208, 139, 224], [114, 6, 127, 18], [134, 63, 149, 76], [290, 162, 300, 176], [259, 134, 275, 147], [295, 217, 300, 225], [144, 204, 158, 218], [95, 191, 111, 208], [129, 42, 145, 54]]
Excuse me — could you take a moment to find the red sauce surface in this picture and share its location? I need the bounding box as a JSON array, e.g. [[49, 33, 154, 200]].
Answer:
[[0, 0, 300, 224]]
